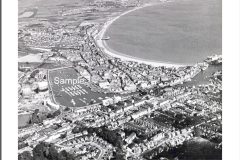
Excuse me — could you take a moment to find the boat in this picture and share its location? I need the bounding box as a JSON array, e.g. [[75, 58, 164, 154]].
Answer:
[[101, 36, 110, 40]]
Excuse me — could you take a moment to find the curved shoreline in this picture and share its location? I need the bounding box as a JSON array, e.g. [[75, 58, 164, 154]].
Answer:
[[95, 2, 186, 68]]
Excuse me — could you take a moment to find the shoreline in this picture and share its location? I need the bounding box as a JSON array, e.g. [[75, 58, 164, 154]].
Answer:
[[95, 1, 186, 68]]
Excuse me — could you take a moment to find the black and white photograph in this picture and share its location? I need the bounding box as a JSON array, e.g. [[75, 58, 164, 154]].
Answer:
[[1, 0, 240, 160]]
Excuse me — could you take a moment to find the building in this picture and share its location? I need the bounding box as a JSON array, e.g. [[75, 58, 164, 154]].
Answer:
[[99, 81, 110, 89], [125, 132, 136, 144], [38, 81, 48, 91], [102, 98, 114, 106], [46, 100, 60, 110], [21, 86, 33, 98], [113, 96, 121, 103], [152, 133, 164, 141], [124, 84, 137, 92]]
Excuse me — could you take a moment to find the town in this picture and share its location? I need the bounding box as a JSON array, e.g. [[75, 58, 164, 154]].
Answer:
[[18, 0, 222, 159]]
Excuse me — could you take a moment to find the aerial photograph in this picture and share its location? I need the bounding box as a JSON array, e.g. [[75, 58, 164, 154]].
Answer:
[[18, 0, 222, 159]]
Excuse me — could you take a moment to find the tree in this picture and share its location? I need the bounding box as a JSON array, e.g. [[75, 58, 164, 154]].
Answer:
[[33, 142, 48, 160], [52, 110, 61, 117], [33, 142, 58, 160], [31, 109, 46, 124], [18, 151, 33, 160], [72, 126, 80, 134], [111, 148, 125, 160], [32, 142, 76, 160], [58, 150, 75, 160], [47, 144, 59, 160], [18, 142, 29, 150], [60, 132, 67, 139]]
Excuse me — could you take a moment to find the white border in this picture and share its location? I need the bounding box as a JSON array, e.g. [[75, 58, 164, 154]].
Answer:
[[2, 0, 240, 159], [222, 0, 240, 159], [2, 0, 18, 159]]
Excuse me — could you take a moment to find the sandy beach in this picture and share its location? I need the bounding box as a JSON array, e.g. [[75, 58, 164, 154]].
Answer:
[[95, 2, 184, 68]]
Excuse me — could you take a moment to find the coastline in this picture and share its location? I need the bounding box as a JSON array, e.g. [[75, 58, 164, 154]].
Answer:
[[95, 2, 186, 68]]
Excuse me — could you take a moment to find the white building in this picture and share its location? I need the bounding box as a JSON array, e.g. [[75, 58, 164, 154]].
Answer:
[[113, 96, 122, 103], [125, 132, 136, 144], [102, 97, 114, 106], [46, 100, 60, 110], [21, 86, 33, 97], [38, 81, 48, 91], [99, 81, 110, 89]]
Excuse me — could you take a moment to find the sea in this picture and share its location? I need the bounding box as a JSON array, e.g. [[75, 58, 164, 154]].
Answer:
[[104, 0, 222, 65]]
